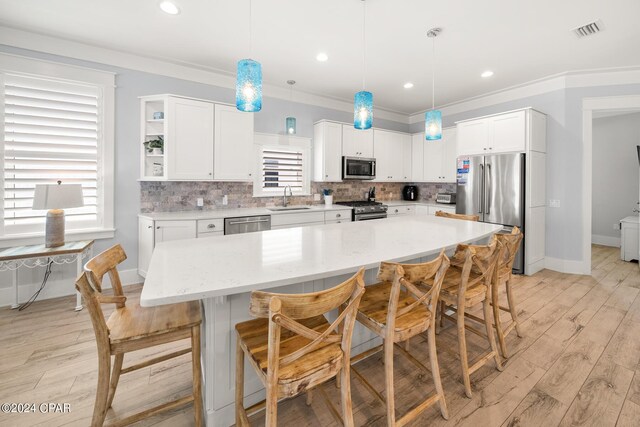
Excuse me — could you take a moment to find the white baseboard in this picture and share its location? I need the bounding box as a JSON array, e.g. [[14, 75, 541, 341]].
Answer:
[[544, 257, 590, 275], [0, 268, 143, 308], [591, 234, 621, 247]]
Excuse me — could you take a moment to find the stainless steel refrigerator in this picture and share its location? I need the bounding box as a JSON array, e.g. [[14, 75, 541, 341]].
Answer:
[[456, 153, 525, 273]]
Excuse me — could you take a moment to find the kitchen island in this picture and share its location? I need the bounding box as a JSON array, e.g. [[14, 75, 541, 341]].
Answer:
[[141, 215, 502, 426]]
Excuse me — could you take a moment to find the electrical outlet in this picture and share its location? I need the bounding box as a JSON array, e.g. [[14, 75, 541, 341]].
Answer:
[[549, 199, 561, 208], [196, 198, 204, 207], [222, 195, 228, 205], [313, 193, 321, 202]]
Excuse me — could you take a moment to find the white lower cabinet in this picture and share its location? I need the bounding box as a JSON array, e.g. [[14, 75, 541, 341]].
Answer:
[[197, 219, 224, 238], [387, 205, 416, 216], [138, 217, 155, 277], [155, 220, 197, 243]]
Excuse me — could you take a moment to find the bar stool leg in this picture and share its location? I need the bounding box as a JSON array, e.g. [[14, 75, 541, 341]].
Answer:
[[384, 338, 396, 427], [427, 324, 449, 419], [483, 297, 504, 372], [492, 282, 509, 358], [340, 364, 355, 427], [456, 304, 472, 398], [192, 325, 203, 427], [106, 354, 124, 409], [235, 335, 249, 426], [92, 350, 111, 426], [506, 279, 523, 337]]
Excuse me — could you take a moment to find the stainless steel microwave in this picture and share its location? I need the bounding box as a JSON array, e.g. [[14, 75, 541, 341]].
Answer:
[[342, 156, 376, 180]]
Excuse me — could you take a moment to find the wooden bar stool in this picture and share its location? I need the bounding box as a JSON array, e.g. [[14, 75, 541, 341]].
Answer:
[[430, 240, 504, 398], [235, 268, 366, 427], [491, 227, 524, 358], [78, 244, 203, 426], [354, 251, 450, 427], [435, 210, 480, 222]]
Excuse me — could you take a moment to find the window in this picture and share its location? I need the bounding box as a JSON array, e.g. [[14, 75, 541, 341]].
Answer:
[[253, 133, 311, 197], [0, 53, 115, 242]]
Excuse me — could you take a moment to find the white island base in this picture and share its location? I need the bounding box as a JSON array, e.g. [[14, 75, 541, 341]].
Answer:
[[140, 216, 502, 426]]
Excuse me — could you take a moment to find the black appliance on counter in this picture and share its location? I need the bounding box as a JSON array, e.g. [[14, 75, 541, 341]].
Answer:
[[402, 185, 418, 201], [335, 200, 388, 221]]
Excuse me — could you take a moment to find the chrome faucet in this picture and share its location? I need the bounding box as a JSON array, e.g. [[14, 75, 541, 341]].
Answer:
[[283, 185, 293, 207]]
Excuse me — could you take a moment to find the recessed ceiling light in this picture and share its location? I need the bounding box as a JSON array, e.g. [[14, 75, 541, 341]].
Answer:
[[316, 53, 328, 62], [481, 70, 494, 78], [403, 82, 414, 89], [159, 1, 180, 15]]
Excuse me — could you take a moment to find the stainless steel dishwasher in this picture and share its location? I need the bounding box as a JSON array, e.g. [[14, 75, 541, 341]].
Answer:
[[224, 215, 271, 235]]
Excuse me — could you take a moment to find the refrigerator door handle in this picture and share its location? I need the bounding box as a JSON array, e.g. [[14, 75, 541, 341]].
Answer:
[[486, 163, 492, 215], [478, 164, 484, 214]]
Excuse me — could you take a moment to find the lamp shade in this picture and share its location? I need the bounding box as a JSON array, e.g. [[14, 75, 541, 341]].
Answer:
[[33, 183, 84, 210], [236, 59, 262, 112], [354, 91, 373, 130], [286, 117, 296, 135], [425, 110, 442, 140]]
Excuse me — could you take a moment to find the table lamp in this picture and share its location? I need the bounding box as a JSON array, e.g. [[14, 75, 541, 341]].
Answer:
[[32, 181, 84, 248]]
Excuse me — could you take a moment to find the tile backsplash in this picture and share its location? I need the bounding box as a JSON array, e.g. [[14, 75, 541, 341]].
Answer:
[[140, 181, 456, 213]]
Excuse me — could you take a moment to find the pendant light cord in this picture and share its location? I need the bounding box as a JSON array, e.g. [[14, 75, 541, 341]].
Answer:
[[431, 36, 435, 111], [249, 0, 253, 57], [362, 0, 366, 90]]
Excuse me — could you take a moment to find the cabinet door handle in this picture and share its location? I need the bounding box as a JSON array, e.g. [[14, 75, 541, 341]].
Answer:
[[395, 209, 399, 213], [207, 224, 216, 229], [326, 174, 329, 178], [336, 213, 341, 218], [148, 225, 152, 229], [156, 226, 160, 229], [249, 173, 252, 176]]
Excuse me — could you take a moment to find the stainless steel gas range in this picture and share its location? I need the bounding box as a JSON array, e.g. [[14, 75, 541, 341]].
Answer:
[[335, 201, 388, 221]]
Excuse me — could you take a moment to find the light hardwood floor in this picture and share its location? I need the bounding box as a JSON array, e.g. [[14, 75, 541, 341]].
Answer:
[[1, 244, 639, 426]]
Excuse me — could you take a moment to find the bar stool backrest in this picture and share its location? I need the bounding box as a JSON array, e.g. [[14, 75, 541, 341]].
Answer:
[[435, 211, 480, 222], [84, 244, 127, 308], [248, 268, 366, 368], [492, 227, 523, 272]]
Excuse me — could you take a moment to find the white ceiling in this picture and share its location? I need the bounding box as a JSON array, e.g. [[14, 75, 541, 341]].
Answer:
[[0, 0, 639, 115]]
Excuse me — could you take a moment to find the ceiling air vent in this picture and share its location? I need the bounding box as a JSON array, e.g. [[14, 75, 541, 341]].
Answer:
[[572, 19, 604, 38]]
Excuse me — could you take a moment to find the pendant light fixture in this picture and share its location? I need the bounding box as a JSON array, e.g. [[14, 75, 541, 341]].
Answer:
[[236, 0, 262, 112], [425, 27, 442, 140], [354, 0, 373, 130], [285, 80, 297, 135]]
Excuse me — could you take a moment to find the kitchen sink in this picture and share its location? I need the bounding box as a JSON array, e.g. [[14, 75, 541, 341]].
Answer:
[[267, 206, 312, 211]]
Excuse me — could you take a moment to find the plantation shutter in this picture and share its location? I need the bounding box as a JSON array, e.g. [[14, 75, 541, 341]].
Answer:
[[2, 73, 101, 234], [261, 147, 304, 190]]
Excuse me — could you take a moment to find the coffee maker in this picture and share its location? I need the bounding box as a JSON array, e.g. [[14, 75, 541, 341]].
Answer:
[[402, 185, 418, 201]]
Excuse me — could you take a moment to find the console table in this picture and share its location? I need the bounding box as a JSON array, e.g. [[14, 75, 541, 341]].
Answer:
[[0, 240, 94, 310]]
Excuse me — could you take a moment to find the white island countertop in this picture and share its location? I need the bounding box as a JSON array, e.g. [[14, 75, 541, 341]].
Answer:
[[141, 215, 501, 307]]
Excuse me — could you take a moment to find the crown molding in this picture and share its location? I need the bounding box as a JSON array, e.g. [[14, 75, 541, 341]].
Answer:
[[0, 25, 410, 124], [408, 66, 640, 123]]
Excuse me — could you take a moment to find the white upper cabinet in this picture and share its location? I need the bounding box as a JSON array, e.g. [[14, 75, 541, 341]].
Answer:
[[415, 128, 457, 183], [423, 137, 444, 182], [214, 104, 254, 181], [342, 126, 374, 158], [166, 96, 214, 180], [411, 133, 425, 181], [456, 110, 527, 156], [400, 133, 412, 181], [456, 118, 489, 156], [441, 128, 458, 182], [373, 129, 405, 182], [490, 110, 526, 153], [313, 121, 343, 182]]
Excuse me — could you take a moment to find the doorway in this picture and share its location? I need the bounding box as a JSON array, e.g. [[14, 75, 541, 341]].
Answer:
[[582, 95, 640, 274]]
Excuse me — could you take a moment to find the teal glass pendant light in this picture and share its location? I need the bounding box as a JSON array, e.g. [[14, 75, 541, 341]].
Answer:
[[236, 0, 262, 112], [285, 80, 296, 135], [425, 27, 442, 140], [354, 0, 373, 130]]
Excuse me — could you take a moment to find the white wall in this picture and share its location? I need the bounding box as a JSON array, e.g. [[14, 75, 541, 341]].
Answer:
[[591, 112, 640, 246]]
